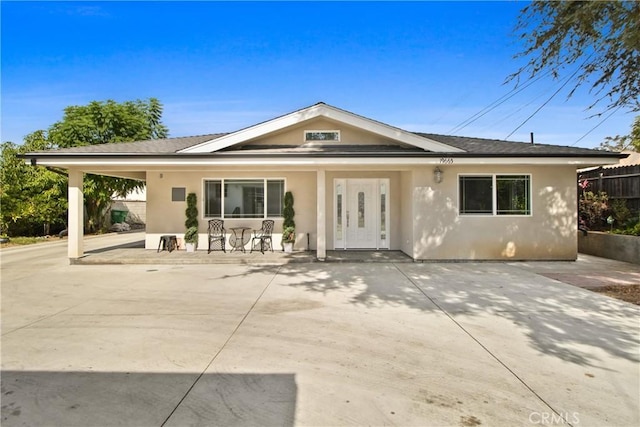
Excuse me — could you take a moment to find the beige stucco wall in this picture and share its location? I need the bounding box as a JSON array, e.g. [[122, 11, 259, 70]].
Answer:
[[143, 164, 577, 260], [145, 169, 317, 250], [410, 164, 577, 260]]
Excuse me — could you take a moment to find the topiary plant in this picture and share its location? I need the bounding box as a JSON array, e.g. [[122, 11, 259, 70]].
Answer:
[[185, 192, 198, 229], [282, 226, 295, 244], [184, 226, 199, 244], [184, 192, 199, 248], [282, 191, 295, 244], [283, 191, 295, 228]]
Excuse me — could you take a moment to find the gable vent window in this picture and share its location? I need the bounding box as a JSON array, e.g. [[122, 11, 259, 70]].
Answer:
[[305, 130, 340, 142]]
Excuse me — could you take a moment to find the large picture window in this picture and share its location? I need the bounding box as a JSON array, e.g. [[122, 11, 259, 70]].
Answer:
[[204, 179, 285, 218], [459, 174, 531, 216]]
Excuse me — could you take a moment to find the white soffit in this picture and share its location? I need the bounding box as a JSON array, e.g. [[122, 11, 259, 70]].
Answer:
[[31, 156, 621, 167], [178, 103, 464, 154]]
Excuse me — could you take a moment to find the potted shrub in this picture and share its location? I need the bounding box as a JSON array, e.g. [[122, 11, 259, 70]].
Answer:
[[282, 191, 295, 253], [282, 226, 295, 253], [184, 226, 199, 252], [184, 192, 199, 251]]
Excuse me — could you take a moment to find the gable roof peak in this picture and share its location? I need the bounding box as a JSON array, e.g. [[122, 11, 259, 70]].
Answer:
[[179, 103, 464, 154]]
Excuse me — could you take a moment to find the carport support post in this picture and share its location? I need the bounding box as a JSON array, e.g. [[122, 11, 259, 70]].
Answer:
[[68, 169, 84, 259], [317, 169, 326, 260]]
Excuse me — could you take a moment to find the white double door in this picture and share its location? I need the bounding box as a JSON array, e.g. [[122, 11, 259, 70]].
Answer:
[[334, 178, 389, 249]]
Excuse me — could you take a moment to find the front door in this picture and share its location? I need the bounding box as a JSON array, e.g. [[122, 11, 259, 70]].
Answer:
[[346, 179, 377, 248], [334, 178, 389, 249]]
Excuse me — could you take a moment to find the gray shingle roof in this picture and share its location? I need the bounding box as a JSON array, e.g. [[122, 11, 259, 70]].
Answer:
[[42, 134, 226, 154], [25, 130, 621, 159], [416, 133, 612, 156]]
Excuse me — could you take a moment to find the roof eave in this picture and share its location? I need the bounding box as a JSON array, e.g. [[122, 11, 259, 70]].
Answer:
[[22, 152, 625, 169]]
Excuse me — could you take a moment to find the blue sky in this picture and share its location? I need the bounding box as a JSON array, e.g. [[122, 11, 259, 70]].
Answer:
[[1, 1, 635, 149]]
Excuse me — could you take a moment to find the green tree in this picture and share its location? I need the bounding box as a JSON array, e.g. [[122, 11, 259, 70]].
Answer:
[[2, 98, 169, 235], [511, 1, 640, 113], [599, 115, 640, 152], [1, 133, 67, 236], [47, 98, 168, 232], [48, 98, 168, 147]]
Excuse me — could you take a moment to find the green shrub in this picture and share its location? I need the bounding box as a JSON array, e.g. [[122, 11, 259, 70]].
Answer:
[[611, 199, 632, 224], [184, 193, 198, 229], [184, 226, 199, 244], [579, 191, 608, 230], [612, 216, 640, 236]]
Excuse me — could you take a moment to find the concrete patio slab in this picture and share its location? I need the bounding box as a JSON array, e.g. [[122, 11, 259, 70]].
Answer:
[[401, 262, 640, 427], [2, 234, 639, 426]]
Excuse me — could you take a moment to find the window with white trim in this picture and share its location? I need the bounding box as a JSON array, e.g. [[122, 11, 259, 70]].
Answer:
[[496, 175, 530, 215], [459, 174, 531, 216], [204, 179, 285, 218]]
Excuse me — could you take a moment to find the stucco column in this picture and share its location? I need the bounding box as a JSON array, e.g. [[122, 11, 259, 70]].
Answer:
[[316, 169, 326, 260], [68, 169, 84, 259]]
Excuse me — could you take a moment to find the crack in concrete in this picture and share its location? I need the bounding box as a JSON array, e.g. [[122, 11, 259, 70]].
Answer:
[[160, 266, 281, 426], [0, 300, 94, 337], [393, 263, 575, 427]]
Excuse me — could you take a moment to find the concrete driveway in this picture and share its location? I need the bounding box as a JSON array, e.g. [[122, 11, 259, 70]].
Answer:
[[2, 234, 639, 426]]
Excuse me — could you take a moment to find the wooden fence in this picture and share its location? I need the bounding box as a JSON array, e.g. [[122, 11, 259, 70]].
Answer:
[[578, 164, 640, 217]]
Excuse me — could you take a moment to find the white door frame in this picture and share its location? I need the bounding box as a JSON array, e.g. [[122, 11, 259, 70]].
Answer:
[[334, 178, 389, 250]]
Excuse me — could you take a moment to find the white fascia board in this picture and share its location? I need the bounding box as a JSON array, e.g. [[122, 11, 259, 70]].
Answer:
[[178, 103, 464, 154], [30, 156, 622, 168], [314, 104, 464, 153]]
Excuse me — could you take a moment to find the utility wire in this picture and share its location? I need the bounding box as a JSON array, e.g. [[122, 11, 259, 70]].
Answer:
[[504, 53, 597, 140], [571, 106, 623, 146], [504, 65, 583, 140], [484, 87, 551, 129], [449, 68, 556, 134]]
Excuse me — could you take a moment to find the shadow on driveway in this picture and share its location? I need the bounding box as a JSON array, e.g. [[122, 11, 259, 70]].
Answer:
[[219, 262, 640, 368], [1, 371, 296, 427]]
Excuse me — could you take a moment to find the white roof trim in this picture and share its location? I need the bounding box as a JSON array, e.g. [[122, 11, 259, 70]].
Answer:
[[178, 103, 464, 154], [29, 156, 620, 168]]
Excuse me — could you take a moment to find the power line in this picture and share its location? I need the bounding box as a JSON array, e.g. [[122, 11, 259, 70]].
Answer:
[[484, 87, 551, 129], [504, 53, 597, 140], [571, 106, 622, 146], [448, 68, 555, 134], [504, 65, 583, 140]]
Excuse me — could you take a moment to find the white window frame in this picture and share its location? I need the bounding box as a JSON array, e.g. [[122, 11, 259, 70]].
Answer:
[[202, 178, 286, 219], [458, 173, 532, 217], [304, 130, 340, 142]]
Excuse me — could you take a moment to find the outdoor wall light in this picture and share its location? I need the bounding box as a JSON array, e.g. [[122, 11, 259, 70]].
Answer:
[[434, 167, 443, 184]]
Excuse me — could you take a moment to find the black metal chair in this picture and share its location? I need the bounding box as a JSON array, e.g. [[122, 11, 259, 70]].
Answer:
[[250, 220, 274, 254], [207, 219, 226, 253]]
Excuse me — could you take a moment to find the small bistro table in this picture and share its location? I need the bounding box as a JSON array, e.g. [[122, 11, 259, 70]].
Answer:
[[229, 227, 252, 253]]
